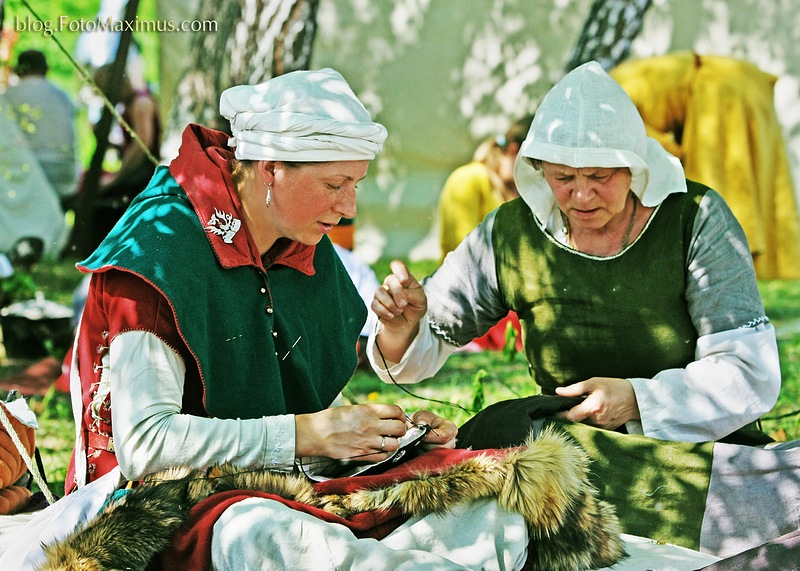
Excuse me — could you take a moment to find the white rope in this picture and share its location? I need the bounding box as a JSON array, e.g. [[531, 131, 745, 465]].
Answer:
[[0, 403, 57, 506]]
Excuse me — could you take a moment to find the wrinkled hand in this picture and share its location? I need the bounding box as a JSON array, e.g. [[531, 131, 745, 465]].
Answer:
[[295, 403, 408, 461], [409, 410, 458, 450], [555, 377, 640, 431], [370, 260, 428, 363], [371, 260, 427, 334]]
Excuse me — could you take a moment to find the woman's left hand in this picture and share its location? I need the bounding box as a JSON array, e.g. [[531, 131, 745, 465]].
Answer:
[[409, 410, 458, 450], [555, 377, 640, 430]]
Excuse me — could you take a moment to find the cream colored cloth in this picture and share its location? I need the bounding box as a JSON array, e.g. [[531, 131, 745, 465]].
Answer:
[[514, 61, 686, 229], [219, 68, 387, 162]]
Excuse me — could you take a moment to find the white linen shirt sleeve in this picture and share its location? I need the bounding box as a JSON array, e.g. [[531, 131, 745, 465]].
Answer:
[[366, 318, 457, 384], [627, 190, 781, 441], [110, 330, 296, 480]]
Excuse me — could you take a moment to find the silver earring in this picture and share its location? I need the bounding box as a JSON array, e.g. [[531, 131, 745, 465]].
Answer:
[[265, 182, 272, 207]]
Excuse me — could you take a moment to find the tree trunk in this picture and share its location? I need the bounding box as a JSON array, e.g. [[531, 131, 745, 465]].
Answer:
[[67, 0, 140, 259], [165, 0, 320, 139], [565, 0, 652, 72]]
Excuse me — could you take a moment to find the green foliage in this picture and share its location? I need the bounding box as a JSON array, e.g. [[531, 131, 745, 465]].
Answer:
[[0, 271, 38, 307], [761, 334, 800, 440], [36, 383, 71, 421], [28, 259, 84, 306], [470, 369, 488, 411]]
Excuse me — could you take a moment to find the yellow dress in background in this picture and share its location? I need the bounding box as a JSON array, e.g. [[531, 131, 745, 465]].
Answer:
[[611, 52, 800, 279], [437, 161, 503, 263]]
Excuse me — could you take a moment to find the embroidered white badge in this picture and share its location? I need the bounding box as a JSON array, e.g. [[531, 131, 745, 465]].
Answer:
[[205, 208, 241, 243]]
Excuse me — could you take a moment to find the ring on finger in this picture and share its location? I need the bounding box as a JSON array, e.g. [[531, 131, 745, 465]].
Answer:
[[379, 436, 386, 450]]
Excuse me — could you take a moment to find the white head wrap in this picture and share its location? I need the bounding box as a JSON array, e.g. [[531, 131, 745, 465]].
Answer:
[[514, 61, 686, 227], [219, 68, 387, 162]]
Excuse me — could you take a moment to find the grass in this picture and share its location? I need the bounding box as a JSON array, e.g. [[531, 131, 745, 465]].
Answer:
[[2, 257, 799, 497]]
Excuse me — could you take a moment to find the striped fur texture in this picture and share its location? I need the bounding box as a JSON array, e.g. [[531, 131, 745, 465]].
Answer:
[[41, 427, 624, 571]]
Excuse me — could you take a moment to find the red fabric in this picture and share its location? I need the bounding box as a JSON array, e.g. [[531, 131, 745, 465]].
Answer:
[[168, 124, 317, 276], [163, 446, 507, 571], [65, 270, 195, 493], [471, 311, 523, 351]]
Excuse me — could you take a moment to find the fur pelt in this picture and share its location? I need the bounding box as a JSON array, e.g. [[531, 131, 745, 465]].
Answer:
[[40, 427, 625, 571]]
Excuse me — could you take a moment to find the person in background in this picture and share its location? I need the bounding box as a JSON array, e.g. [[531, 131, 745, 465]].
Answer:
[[3, 50, 78, 209], [437, 117, 532, 263], [436, 117, 532, 352], [87, 63, 161, 251]]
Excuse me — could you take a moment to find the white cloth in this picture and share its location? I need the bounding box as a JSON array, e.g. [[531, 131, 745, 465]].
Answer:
[[513, 60, 687, 229], [700, 439, 800, 557], [594, 534, 720, 570], [211, 497, 528, 571], [219, 68, 387, 162], [0, 467, 122, 570]]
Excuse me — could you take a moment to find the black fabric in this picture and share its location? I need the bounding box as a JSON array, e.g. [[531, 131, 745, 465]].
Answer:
[[717, 422, 775, 446], [457, 395, 583, 450]]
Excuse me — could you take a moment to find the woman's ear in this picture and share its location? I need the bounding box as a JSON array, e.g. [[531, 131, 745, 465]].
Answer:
[[256, 160, 276, 182]]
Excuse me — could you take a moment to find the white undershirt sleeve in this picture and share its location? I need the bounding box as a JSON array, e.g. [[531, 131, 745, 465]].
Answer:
[[627, 191, 781, 441], [629, 323, 781, 441], [366, 318, 457, 384], [109, 330, 296, 480]]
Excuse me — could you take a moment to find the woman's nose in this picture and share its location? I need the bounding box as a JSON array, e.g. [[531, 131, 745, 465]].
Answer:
[[335, 186, 357, 219], [572, 177, 596, 201]]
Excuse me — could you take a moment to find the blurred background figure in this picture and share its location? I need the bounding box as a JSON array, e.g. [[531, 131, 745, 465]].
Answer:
[[85, 63, 161, 252], [437, 116, 533, 264], [436, 117, 533, 352], [3, 50, 78, 210], [610, 51, 800, 279], [331, 242, 380, 370], [0, 90, 67, 260], [74, 0, 147, 126]]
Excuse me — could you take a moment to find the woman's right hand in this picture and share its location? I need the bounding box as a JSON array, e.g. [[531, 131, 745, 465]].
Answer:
[[295, 403, 409, 461], [370, 260, 428, 362]]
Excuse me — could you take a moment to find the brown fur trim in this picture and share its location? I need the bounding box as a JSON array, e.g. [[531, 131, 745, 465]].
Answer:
[[41, 427, 624, 571]]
